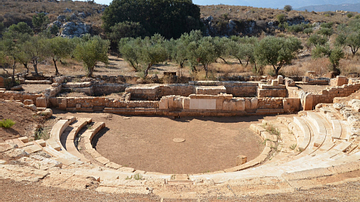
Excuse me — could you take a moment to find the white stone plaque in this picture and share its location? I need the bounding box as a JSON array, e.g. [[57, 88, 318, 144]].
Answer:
[[190, 99, 216, 110]]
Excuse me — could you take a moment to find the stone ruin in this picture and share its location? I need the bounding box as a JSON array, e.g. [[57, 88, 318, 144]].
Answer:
[[0, 74, 360, 200]]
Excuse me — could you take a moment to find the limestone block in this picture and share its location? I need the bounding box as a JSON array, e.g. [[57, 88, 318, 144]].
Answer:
[[331, 76, 348, 86], [250, 98, 258, 109], [189, 99, 216, 110], [182, 98, 190, 109], [245, 99, 251, 110], [303, 94, 314, 111], [24, 104, 37, 111], [37, 108, 53, 119], [277, 75, 284, 84], [168, 96, 175, 109], [222, 100, 233, 111], [271, 80, 279, 86], [236, 155, 247, 166], [23, 99, 34, 105], [58, 98, 67, 110], [195, 86, 226, 95], [234, 98, 246, 111], [76, 104, 81, 109], [285, 78, 296, 87], [283, 98, 301, 113], [36, 97, 48, 108]]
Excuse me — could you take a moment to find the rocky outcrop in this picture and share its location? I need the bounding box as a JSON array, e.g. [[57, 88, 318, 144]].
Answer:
[[59, 22, 91, 38]]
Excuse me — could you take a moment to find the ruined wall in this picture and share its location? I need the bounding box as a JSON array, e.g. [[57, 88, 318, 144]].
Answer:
[[257, 84, 287, 97], [303, 82, 360, 110], [0, 90, 42, 103], [93, 83, 128, 96]]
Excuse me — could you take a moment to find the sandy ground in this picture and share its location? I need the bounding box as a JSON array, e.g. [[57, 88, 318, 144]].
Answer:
[[1, 178, 359, 201], [52, 110, 265, 174]]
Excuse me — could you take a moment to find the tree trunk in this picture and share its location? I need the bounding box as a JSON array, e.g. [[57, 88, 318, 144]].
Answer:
[[23, 63, 29, 73], [273, 65, 281, 75], [129, 61, 138, 72], [144, 63, 152, 78], [203, 64, 208, 78], [237, 58, 243, 65], [245, 60, 249, 67], [12, 61, 16, 85], [219, 56, 227, 64], [53, 58, 60, 75], [33, 59, 39, 75], [86, 66, 94, 77]]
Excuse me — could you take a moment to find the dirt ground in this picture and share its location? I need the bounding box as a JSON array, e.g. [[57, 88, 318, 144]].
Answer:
[[0, 100, 43, 143], [1, 178, 360, 202], [53, 110, 265, 174]]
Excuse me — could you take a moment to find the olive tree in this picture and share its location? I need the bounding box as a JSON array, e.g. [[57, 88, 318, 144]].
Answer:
[[255, 36, 303, 75], [74, 36, 110, 77], [336, 20, 360, 55], [312, 44, 344, 73], [47, 37, 76, 75]]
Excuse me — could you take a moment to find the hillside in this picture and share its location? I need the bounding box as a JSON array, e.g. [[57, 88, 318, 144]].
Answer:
[[0, 0, 358, 38], [201, 0, 360, 10], [297, 3, 360, 12]]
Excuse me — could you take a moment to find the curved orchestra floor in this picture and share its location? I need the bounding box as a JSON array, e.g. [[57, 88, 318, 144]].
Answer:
[[91, 115, 265, 174]]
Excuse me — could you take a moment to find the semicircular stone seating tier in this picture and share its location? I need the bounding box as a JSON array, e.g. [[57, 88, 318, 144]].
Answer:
[[0, 99, 360, 199]]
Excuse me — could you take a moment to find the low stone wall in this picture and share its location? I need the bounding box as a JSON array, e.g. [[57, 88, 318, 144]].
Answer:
[[303, 82, 360, 110], [93, 83, 128, 96], [125, 84, 195, 100], [257, 84, 287, 97], [0, 90, 42, 103], [49, 97, 159, 111]]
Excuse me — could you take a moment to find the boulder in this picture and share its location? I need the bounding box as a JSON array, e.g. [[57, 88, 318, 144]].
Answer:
[[24, 104, 37, 111]]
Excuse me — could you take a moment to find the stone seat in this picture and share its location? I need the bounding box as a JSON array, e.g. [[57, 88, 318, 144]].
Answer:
[[306, 112, 328, 148], [293, 117, 311, 151], [48, 116, 76, 152], [64, 118, 92, 163]]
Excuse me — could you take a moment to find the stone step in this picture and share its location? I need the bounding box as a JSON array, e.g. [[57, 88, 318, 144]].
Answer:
[[331, 120, 342, 140], [65, 118, 92, 163], [293, 117, 311, 151], [306, 112, 327, 148], [48, 116, 76, 152], [42, 146, 80, 166]]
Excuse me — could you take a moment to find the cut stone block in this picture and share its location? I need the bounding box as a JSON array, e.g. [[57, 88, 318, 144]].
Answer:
[[236, 155, 247, 166], [189, 99, 216, 110]]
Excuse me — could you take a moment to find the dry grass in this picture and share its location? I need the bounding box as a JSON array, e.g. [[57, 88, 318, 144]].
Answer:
[[0, 0, 105, 27], [199, 5, 356, 25]]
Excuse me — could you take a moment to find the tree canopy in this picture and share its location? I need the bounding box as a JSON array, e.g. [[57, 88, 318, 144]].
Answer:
[[102, 0, 203, 39], [255, 36, 303, 75]]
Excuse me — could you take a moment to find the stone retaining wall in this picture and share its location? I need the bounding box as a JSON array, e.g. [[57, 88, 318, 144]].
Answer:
[[0, 90, 42, 103], [303, 81, 360, 110], [43, 93, 301, 116]]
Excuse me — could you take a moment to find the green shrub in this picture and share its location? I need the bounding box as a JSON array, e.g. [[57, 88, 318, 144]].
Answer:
[[0, 119, 15, 128], [347, 13, 354, 18], [276, 14, 286, 23]]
